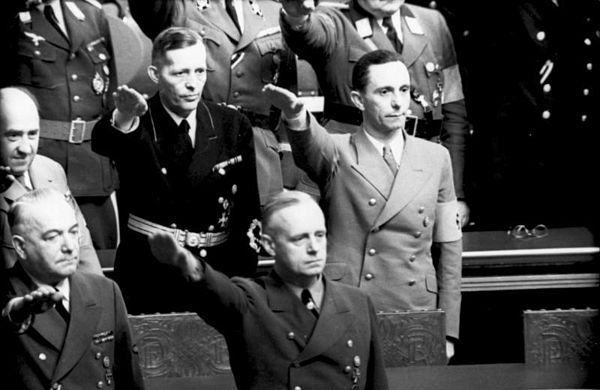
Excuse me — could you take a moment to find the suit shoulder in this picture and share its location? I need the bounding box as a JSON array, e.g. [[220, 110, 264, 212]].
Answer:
[[404, 3, 444, 21], [31, 155, 67, 178], [77, 0, 103, 10], [73, 271, 113, 290]]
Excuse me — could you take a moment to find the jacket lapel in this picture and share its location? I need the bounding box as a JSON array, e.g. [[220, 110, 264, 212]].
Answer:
[[350, 129, 395, 199], [53, 273, 103, 381], [29, 6, 70, 50], [297, 278, 354, 361], [8, 264, 67, 352], [62, 0, 87, 54], [235, 1, 265, 50], [265, 273, 315, 351], [400, 5, 427, 68], [374, 135, 431, 226], [202, 0, 241, 42]]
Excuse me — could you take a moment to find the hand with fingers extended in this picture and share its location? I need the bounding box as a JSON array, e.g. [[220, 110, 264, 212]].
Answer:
[[262, 84, 306, 119], [112, 85, 148, 127], [4, 286, 64, 324], [148, 231, 204, 282], [280, 0, 316, 18]]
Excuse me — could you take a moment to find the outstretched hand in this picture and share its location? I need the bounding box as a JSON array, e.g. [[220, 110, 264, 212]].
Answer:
[[148, 231, 204, 282], [7, 286, 64, 324], [112, 85, 148, 119], [262, 84, 306, 119]]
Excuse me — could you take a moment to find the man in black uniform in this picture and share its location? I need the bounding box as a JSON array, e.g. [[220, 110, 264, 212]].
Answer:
[[92, 27, 260, 314]]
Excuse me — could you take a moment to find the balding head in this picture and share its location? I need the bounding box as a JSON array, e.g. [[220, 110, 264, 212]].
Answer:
[[0, 87, 40, 177]]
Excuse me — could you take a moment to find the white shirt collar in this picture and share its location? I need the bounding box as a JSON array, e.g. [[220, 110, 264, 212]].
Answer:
[[162, 104, 198, 147], [363, 129, 405, 165]]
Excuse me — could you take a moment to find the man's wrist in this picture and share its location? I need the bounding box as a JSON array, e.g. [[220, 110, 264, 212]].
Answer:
[[2, 299, 33, 333]]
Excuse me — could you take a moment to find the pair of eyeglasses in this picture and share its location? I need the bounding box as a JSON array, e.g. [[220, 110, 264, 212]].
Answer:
[[507, 224, 549, 239]]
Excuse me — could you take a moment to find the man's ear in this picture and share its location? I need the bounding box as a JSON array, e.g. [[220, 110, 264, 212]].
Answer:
[[147, 65, 159, 84], [350, 90, 365, 111], [260, 234, 276, 257], [12, 235, 26, 260]]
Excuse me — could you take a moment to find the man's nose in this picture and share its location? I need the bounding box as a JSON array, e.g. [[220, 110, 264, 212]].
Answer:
[[16, 139, 33, 153], [61, 234, 77, 252]]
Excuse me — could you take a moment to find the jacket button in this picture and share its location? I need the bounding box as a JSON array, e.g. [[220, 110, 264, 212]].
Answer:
[[368, 248, 376, 256], [34, 50, 41, 56], [542, 83, 551, 93], [233, 91, 240, 98], [236, 70, 243, 77], [95, 352, 102, 359], [344, 365, 352, 373], [418, 206, 425, 214], [364, 273, 374, 281], [542, 110, 550, 119], [408, 279, 416, 286], [347, 339, 353, 348], [294, 386, 302, 390], [38, 353, 47, 361], [409, 254, 416, 262], [98, 53, 107, 61], [71, 74, 78, 81], [414, 231, 422, 238], [97, 381, 104, 388], [73, 95, 80, 102], [368, 198, 377, 206], [287, 332, 295, 339]]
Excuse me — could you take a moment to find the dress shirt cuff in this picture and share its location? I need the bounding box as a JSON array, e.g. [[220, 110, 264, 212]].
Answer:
[[111, 109, 140, 133], [281, 8, 310, 31], [283, 109, 310, 131]]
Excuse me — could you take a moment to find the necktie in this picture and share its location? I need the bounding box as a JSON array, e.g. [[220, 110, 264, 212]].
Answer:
[[225, 0, 241, 32], [54, 301, 70, 324], [382, 17, 403, 54], [173, 119, 194, 168], [383, 145, 398, 176], [44, 4, 68, 39], [301, 289, 319, 318]]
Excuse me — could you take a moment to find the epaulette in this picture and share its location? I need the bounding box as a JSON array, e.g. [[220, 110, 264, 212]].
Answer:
[[319, 1, 350, 9], [81, 0, 103, 9]]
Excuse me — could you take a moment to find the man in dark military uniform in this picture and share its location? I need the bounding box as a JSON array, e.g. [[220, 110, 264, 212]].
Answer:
[[148, 190, 389, 390], [92, 27, 260, 314], [129, 0, 319, 204], [1, 188, 143, 390], [280, 0, 471, 224], [1, 0, 120, 252]]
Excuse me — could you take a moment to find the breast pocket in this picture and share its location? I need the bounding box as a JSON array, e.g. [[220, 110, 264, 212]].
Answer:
[[255, 34, 284, 83], [85, 37, 111, 88], [17, 38, 58, 88]]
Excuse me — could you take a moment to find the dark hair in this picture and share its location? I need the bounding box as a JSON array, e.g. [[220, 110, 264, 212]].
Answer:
[[151, 27, 203, 65], [351, 49, 404, 91], [262, 190, 318, 237]]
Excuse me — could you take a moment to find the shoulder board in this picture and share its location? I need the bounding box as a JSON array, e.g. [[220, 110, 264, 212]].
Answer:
[[81, 0, 102, 9], [319, 1, 350, 9], [256, 26, 281, 39]]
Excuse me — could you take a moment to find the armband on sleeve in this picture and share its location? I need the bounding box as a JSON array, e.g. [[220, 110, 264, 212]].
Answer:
[[433, 199, 462, 242]]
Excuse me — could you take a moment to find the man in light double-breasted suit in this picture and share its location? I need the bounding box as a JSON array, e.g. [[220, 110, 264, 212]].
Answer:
[[1, 188, 144, 390], [265, 49, 462, 359], [0, 87, 100, 274]]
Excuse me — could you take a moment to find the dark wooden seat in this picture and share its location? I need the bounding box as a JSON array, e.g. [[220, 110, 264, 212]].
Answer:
[[376, 309, 447, 367], [128, 312, 231, 379], [523, 308, 599, 367]]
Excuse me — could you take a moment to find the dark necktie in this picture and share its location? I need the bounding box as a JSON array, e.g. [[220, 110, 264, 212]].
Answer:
[[54, 301, 70, 324], [173, 119, 194, 168], [225, 0, 241, 32], [383, 144, 398, 176], [382, 17, 403, 54], [301, 289, 319, 318], [44, 4, 68, 39]]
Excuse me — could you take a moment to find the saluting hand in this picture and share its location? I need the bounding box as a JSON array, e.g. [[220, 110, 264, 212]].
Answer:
[[148, 231, 204, 282], [281, 0, 315, 18], [262, 84, 306, 119], [6, 286, 64, 324], [113, 85, 148, 120]]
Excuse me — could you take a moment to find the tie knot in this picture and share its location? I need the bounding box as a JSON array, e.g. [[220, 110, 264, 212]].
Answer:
[[178, 119, 190, 134]]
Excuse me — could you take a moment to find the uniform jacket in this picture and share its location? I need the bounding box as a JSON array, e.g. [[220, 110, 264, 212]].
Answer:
[[92, 96, 260, 313], [129, 0, 312, 204], [1, 264, 144, 390], [190, 265, 389, 390], [5, 0, 118, 197], [0, 155, 101, 275], [281, 2, 469, 198], [288, 115, 462, 338]]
